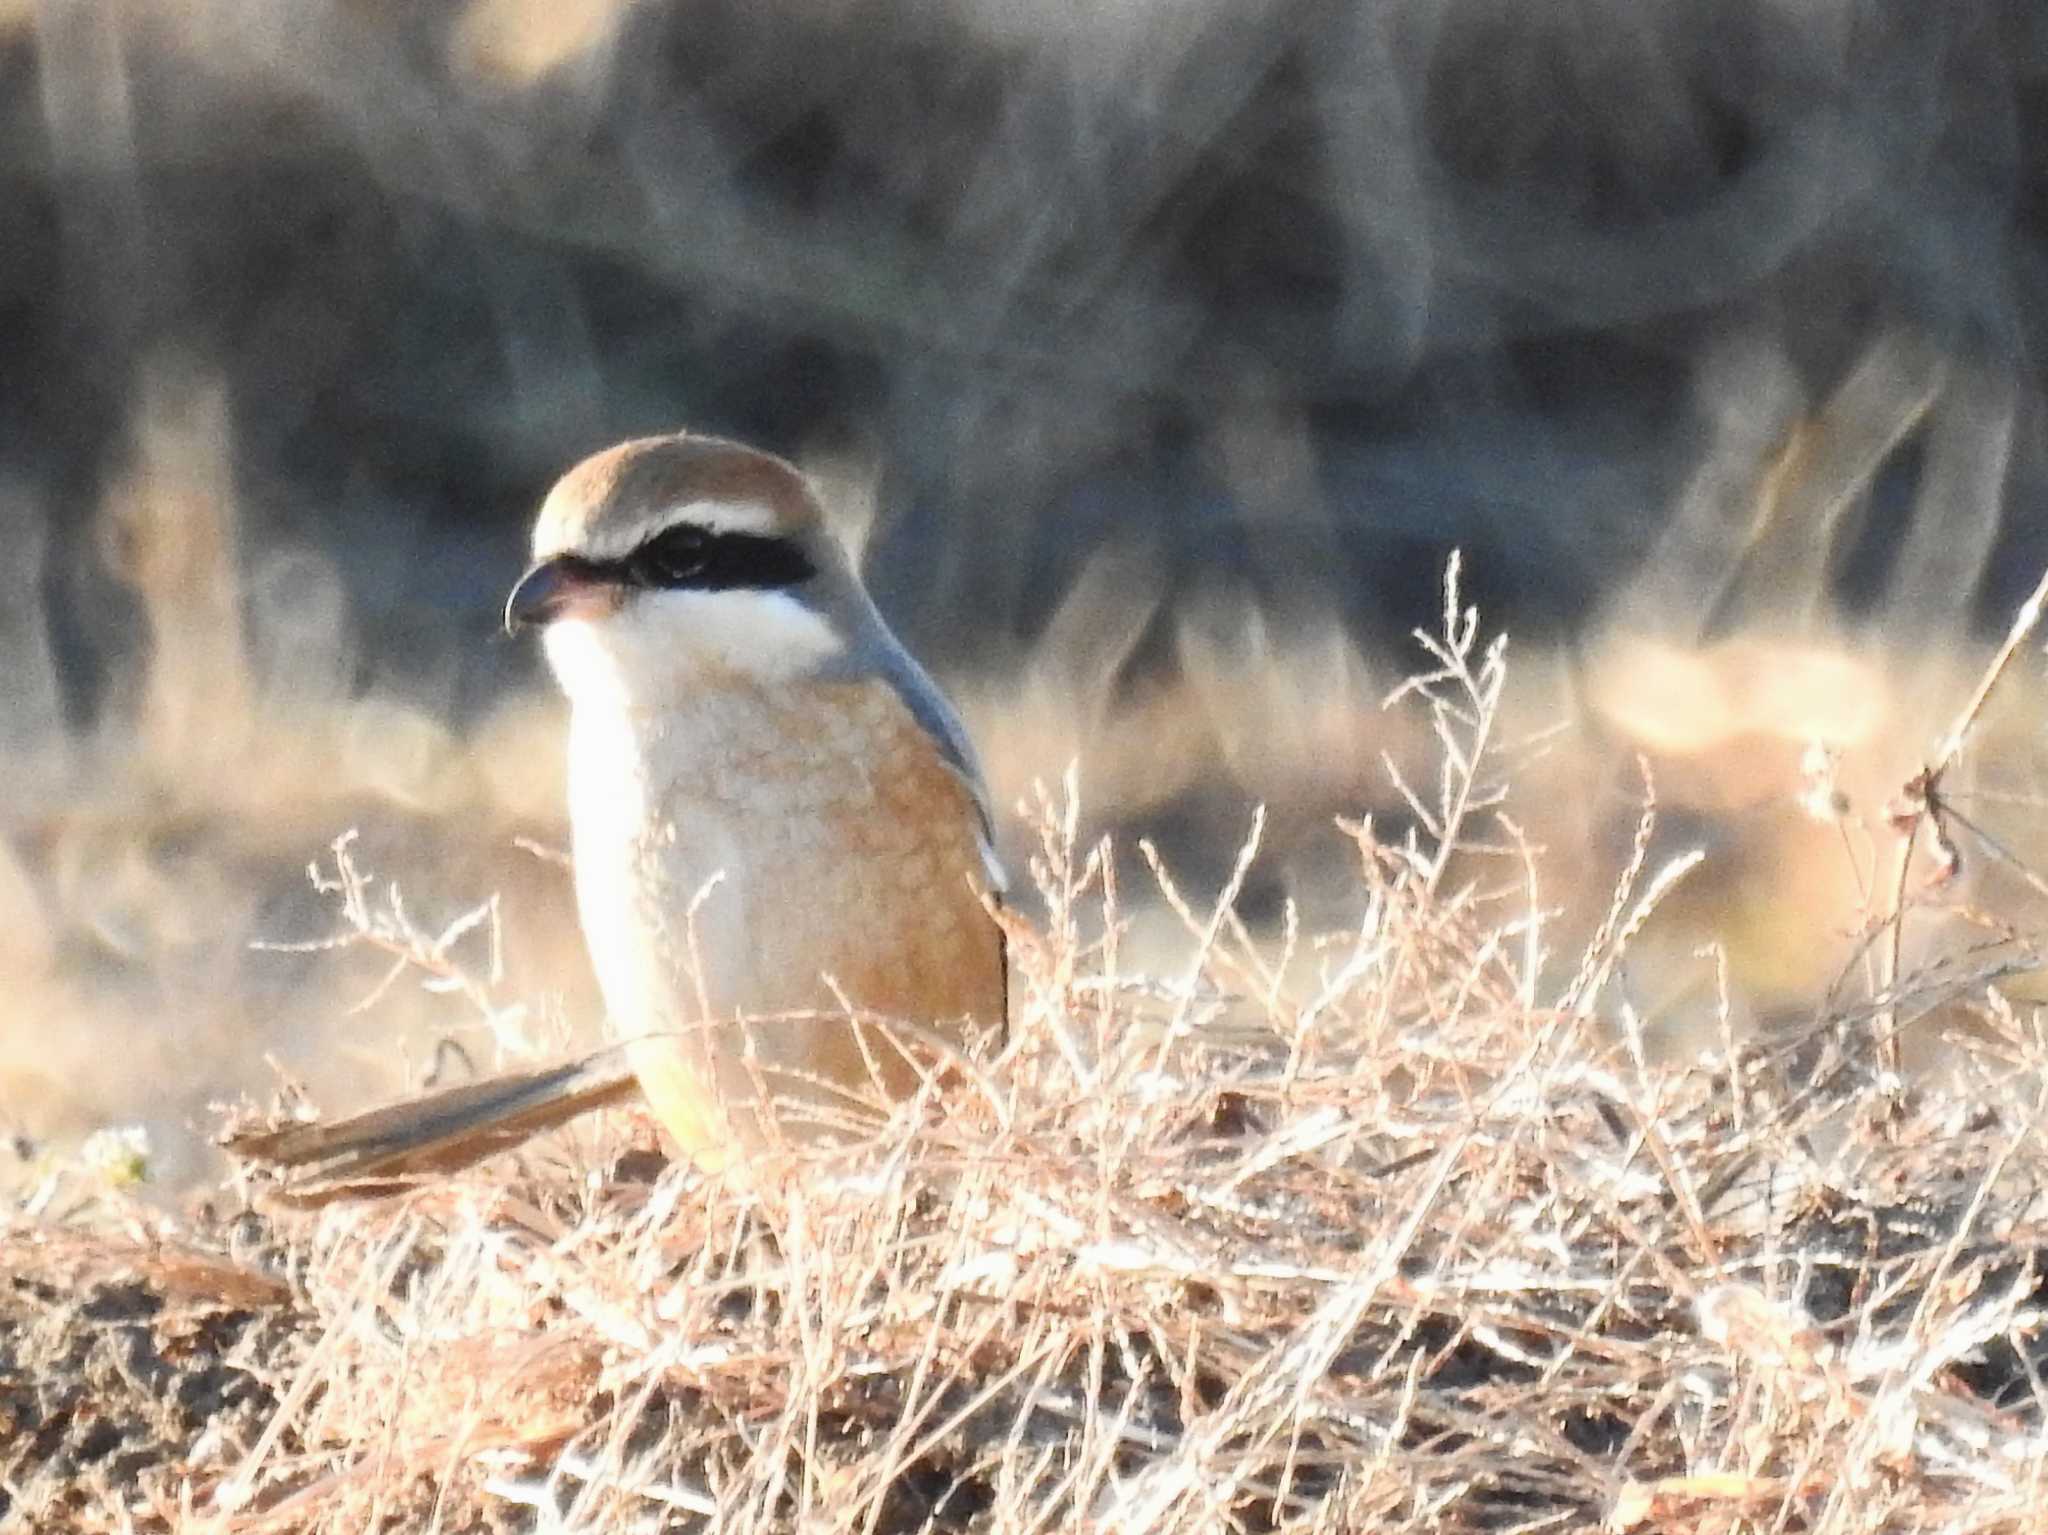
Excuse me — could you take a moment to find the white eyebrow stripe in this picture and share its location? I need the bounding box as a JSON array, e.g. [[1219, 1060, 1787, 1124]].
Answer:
[[568, 500, 788, 564], [668, 499, 781, 538]]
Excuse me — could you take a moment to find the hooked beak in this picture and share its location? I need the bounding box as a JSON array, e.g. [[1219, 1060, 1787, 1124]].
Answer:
[[504, 556, 621, 635]]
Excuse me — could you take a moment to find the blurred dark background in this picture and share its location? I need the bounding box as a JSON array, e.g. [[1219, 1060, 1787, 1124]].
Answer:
[[8, 0, 2048, 1184]]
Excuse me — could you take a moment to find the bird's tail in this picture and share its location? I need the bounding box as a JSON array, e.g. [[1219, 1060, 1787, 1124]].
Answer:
[[223, 1051, 641, 1204]]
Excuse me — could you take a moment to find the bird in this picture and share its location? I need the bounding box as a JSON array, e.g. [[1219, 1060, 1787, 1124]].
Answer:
[[229, 432, 1007, 1193]]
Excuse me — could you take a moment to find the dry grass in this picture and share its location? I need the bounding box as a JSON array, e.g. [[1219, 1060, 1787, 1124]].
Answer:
[[9, 564, 2048, 1533], [13, 349, 2048, 1193]]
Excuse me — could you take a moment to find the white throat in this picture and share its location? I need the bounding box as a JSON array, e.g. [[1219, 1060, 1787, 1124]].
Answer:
[[542, 587, 846, 713]]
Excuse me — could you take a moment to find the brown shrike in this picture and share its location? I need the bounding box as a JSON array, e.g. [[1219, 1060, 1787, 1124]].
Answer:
[[233, 433, 1006, 1192]]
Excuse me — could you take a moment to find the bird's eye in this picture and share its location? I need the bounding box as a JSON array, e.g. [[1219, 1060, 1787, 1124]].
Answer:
[[632, 525, 710, 586], [622, 523, 818, 592]]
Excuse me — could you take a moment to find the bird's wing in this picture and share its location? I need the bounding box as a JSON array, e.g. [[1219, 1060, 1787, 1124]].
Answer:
[[863, 630, 1009, 893]]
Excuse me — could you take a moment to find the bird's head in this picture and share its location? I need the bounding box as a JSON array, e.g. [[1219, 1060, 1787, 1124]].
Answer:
[[507, 433, 868, 708], [509, 430, 1002, 883]]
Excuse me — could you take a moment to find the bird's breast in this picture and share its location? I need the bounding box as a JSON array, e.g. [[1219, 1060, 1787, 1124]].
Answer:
[[565, 675, 1002, 1053]]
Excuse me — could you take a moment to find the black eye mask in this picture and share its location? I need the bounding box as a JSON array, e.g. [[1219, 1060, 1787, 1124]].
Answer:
[[624, 524, 817, 592]]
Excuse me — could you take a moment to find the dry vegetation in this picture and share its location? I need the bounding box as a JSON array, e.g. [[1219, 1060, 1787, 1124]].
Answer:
[[9, 566, 2048, 1533], [11, 6, 2048, 1526]]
